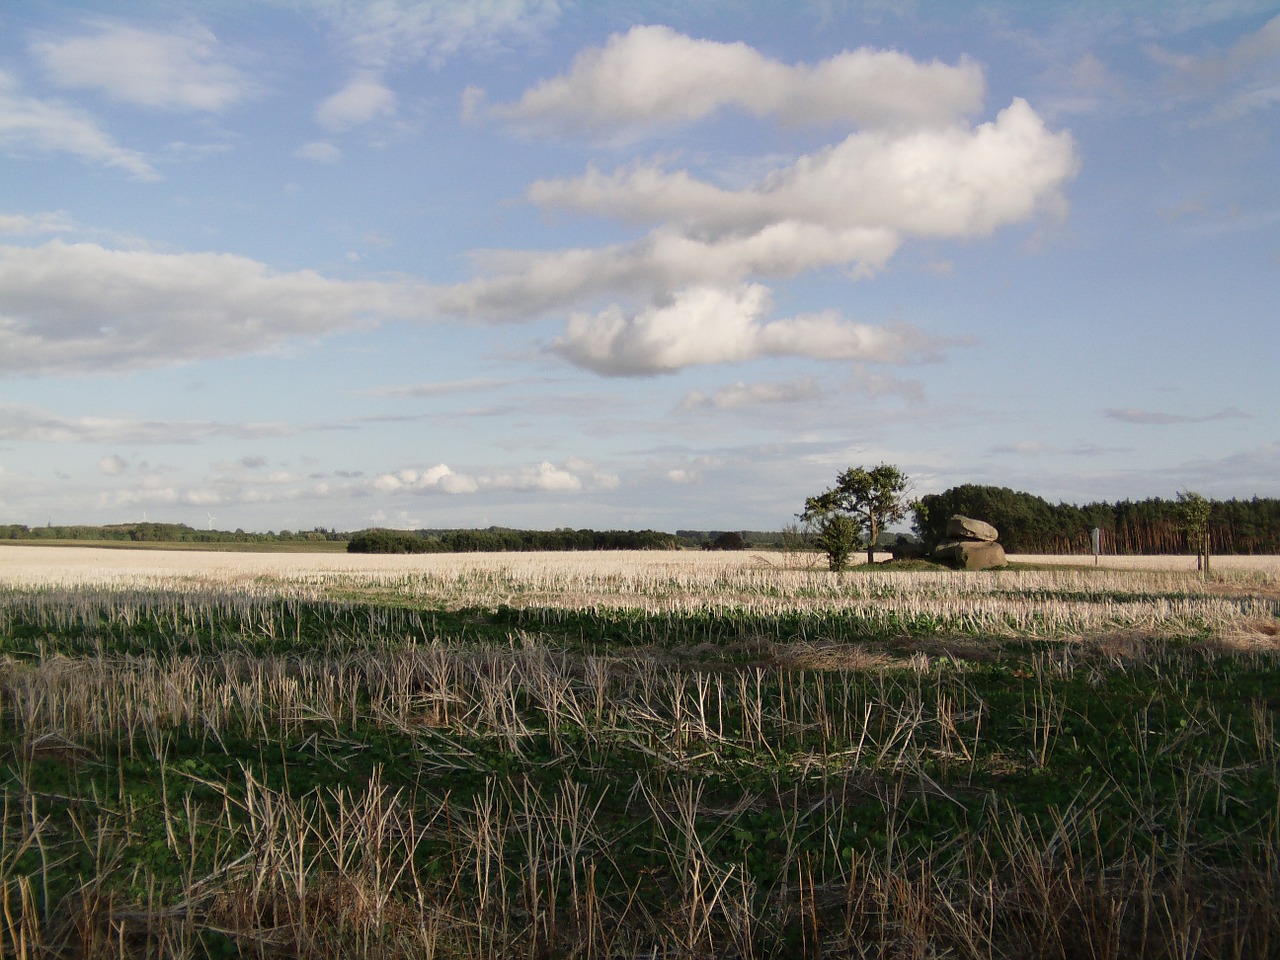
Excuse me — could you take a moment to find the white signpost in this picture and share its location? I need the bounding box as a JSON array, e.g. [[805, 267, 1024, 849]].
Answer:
[[1091, 526, 1101, 566]]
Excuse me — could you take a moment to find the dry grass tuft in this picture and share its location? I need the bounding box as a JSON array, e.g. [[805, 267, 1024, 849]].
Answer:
[[769, 641, 895, 672]]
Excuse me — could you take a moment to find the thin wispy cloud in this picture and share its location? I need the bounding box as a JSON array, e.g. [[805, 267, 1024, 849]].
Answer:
[[0, 71, 157, 178], [293, 140, 342, 162], [367, 378, 512, 397], [1105, 407, 1251, 426], [680, 377, 824, 412], [325, 0, 562, 71], [989, 441, 1132, 456], [1149, 13, 1280, 121], [0, 210, 76, 235], [0, 402, 295, 445]]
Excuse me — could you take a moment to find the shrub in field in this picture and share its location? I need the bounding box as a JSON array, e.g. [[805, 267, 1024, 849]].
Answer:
[[812, 514, 859, 571], [708, 531, 746, 551]]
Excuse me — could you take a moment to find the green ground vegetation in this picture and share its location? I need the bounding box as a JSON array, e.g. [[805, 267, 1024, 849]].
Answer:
[[0, 568, 1277, 958]]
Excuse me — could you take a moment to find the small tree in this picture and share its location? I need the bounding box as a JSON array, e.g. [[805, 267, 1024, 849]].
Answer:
[[1176, 490, 1212, 579], [802, 464, 912, 569], [812, 514, 860, 572], [711, 531, 746, 551]]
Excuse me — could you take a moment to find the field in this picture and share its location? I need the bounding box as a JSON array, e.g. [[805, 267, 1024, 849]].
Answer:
[[1, 546, 1277, 959]]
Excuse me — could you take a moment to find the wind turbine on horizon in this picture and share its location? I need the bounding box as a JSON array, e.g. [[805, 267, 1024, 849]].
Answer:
[[206, 512, 216, 531]]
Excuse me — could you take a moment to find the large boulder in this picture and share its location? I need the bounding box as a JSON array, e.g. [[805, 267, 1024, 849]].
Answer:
[[934, 539, 1008, 571], [946, 515, 999, 543]]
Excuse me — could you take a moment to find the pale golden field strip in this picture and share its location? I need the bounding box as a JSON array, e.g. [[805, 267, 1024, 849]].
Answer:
[[1008, 552, 1280, 573], [5, 543, 1279, 582], [2, 544, 1277, 642]]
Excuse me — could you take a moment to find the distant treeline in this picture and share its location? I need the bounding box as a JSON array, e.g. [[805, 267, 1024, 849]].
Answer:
[[0, 523, 343, 543], [915, 486, 1280, 555], [6, 490, 1280, 556], [348, 527, 679, 554], [677, 530, 790, 548]]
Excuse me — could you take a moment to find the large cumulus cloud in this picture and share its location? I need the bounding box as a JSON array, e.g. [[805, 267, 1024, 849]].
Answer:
[[456, 28, 1078, 377], [482, 24, 986, 136], [552, 285, 945, 376]]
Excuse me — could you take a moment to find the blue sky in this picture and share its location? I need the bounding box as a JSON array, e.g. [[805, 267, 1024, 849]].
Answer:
[[1, 0, 1277, 533]]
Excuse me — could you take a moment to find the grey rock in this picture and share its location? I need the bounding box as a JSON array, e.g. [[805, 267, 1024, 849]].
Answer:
[[934, 539, 1008, 570], [946, 515, 999, 542]]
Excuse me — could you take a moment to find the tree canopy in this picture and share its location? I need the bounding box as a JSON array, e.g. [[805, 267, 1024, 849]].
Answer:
[[802, 464, 912, 570]]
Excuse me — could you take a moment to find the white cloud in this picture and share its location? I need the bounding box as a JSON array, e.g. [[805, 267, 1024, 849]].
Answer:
[[681, 378, 824, 411], [528, 99, 1077, 239], [0, 210, 75, 235], [185, 490, 221, 507], [485, 25, 985, 138], [316, 73, 397, 130], [0, 71, 157, 179], [493, 461, 582, 493], [369, 458, 611, 496], [31, 21, 253, 112], [373, 464, 477, 494], [97, 454, 128, 475], [442, 224, 902, 320], [446, 98, 1075, 322], [0, 240, 435, 375], [552, 284, 946, 376], [293, 141, 343, 162]]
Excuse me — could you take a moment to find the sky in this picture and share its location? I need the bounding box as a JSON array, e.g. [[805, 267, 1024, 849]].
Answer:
[[1, 0, 1278, 534]]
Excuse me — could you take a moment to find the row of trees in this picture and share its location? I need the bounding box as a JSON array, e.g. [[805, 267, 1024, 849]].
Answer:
[[0, 523, 342, 543], [349, 527, 679, 554], [913, 485, 1280, 555]]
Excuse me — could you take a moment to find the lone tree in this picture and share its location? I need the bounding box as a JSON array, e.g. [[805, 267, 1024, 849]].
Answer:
[[802, 464, 912, 570], [1176, 490, 1212, 579]]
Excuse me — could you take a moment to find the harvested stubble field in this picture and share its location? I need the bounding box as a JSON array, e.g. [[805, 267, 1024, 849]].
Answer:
[[0, 546, 1278, 959]]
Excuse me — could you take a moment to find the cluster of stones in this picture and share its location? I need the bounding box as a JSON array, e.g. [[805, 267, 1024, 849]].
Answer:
[[933, 515, 1008, 570]]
